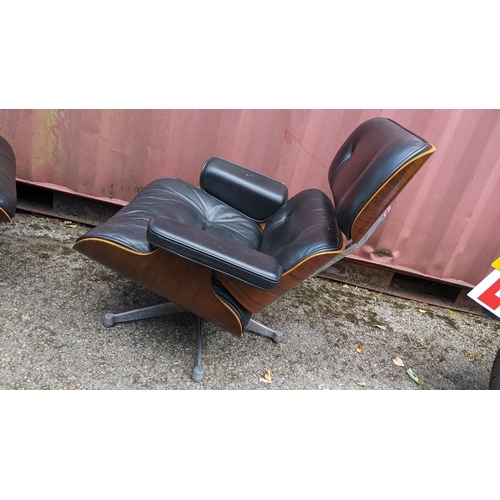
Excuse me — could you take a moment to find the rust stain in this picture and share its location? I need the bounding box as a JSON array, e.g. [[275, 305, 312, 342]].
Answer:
[[32, 110, 58, 171], [31, 110, 69, 183]]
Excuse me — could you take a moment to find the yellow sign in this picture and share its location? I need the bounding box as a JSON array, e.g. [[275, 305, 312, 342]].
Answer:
[[493, 257, 500, 270]]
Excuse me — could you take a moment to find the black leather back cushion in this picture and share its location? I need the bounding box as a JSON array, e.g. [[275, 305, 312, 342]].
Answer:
[[260, 189, 343, 272]]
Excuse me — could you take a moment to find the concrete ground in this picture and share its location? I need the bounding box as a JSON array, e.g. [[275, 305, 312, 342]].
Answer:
[[1, 212, 499, 390]]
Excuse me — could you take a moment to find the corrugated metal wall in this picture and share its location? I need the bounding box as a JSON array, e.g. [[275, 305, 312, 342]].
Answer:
[[1, 109, 499, 287]]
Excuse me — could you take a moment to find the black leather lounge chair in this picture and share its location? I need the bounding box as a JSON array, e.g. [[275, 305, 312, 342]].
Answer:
[[0, 136, 17, 243], [74, 117, 436, 382]]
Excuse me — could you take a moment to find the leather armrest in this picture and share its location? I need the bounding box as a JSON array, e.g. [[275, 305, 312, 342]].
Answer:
[[200, 157, 288, 222], [146, 217, 282, 290]]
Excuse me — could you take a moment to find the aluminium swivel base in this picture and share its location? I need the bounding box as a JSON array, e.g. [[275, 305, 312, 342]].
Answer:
[[103, 302, 185, 327], [245, 319, 283, 344], [192, 317, 205, 382], [102, 301, 283, 382]]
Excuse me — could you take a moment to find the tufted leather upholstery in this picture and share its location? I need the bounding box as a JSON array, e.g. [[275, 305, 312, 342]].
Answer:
[[261, 189, 343, 272], [80, 177, 345, 289], [82, 177, 264, 254], [0, 136, 17, 223]]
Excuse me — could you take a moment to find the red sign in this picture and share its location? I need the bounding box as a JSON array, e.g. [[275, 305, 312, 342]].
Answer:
[[468, 269, 500, 318], [478, 277, 500, 311]]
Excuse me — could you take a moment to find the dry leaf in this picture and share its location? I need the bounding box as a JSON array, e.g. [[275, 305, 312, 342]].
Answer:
[[356, 345, 363, 354], [357, 381, 367, 387], [313, 300, 330, 308], [464, 351, 480, 363], [393, 356, 405, 367], [264, 369, 272, 382]]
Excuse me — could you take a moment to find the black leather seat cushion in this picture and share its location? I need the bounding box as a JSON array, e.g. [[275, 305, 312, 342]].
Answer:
[[0, 136, 17, 219], [79, 177, 263, 254]]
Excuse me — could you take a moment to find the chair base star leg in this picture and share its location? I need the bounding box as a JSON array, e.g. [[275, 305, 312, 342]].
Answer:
[[103, 302, 185, 327], [246, 319, 283, 343], [192, 317, 205, 383]]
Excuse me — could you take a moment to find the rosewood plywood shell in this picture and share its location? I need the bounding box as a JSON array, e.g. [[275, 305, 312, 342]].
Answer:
[[350, 145, 436, 243], [0, 207, 12, 223], [73, 238, 244, 336], [216, 251, 343, 313]]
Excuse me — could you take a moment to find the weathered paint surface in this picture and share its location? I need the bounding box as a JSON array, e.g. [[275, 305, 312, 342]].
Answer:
[[1, 109, 499, 287]]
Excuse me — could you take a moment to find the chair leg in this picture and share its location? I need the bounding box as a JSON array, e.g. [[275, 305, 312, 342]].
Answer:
[[245, 319, 283, 344], [102, 301, 206, 382], [192, 317, 205, 383], [103, 302, 185, 327], [101, 302, 280, 382]]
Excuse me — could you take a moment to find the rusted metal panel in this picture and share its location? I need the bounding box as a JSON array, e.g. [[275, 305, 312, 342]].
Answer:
[[353, 109, 500, 288], [0, 109, 499, 287]]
